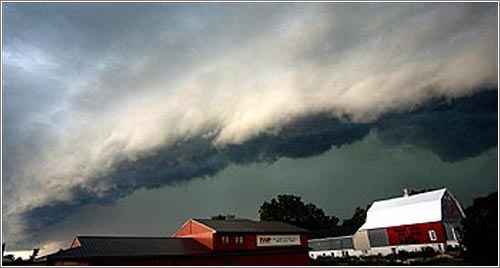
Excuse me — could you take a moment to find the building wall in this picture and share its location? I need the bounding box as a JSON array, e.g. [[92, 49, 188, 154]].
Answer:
[[173, 220, 215, 249], [309, 241, 447, 259], [309, 249, 363, 259], [213, 233, 256, 251], [309, 236, 354, 251], [353, 230, 370, 251], [53, 261, 91, 266], [70, 239, 81, 249], [209, 251, 310, 266], [367, 242, 446, 256], [213, 233, 308, 251], [441, 191, 464, 245], [386, 221, 446, 245], [441, 191, 465, 224], [443, 223, 460, 240], [367, 228, 389, 247], [52, 252, 310, 266]]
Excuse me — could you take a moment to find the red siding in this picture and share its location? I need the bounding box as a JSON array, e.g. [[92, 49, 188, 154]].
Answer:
[[52, 220, 311, 266], [387, 221, 446, 245], [213, 233, 256, 251], [54, 261, 90, 266], [213, 234, 308, 251], [442, 192, 464, 222], [206, 251, 310, 266], [173, 220, 215, 249], [174, 220, 308, 252]]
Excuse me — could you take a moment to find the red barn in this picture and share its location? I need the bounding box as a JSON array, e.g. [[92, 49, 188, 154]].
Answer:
[[353, 188, 465, 255], [309, 188, 466, 258], [173, 218, 310, 265], [46, 219, 310, 266]]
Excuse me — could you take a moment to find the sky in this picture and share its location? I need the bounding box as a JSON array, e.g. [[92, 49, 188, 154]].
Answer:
[[1, 2, 498, 255]]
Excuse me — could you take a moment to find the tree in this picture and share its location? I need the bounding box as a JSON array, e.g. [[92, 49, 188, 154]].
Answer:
[[258, 194, 339, 230], [463, 191, 498, 265], [341, 205, 369, 234], [408, 187, 439, 196], [30, 248, 40, 262]]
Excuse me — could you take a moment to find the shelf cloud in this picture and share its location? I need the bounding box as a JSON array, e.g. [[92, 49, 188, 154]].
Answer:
[[2, 3, 497, 247]]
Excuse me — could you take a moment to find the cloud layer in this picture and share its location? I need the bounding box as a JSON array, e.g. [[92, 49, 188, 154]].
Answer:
[[2, 3, 498, 246]]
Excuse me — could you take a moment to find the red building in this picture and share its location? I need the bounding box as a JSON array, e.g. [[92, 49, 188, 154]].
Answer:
[[309, 188, 466, 258], [46, 219, 310, 266], [353, 188, 465, 255]]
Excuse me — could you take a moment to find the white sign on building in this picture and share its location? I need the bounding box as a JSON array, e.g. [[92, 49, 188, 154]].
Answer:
[[256, 235, 301, 247]]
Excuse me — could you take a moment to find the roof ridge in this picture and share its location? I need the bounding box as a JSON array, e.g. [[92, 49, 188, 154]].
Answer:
[[194, 218, 253, 221], [77, 235, 180, 239], [372, 188, 446, 204]]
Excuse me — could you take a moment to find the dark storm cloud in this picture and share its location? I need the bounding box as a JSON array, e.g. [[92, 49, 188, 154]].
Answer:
[[2, 3, 497, 247], [18, 89, 497, 242], [376, 89, 498, 162], [19, 116, 371, 238], [225, 116, 371, 163]]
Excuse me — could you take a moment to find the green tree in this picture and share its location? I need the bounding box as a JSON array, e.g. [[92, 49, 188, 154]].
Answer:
[[408, 188, 439, 195], [463, 191, 498, 265], [341, 205, 369, 233], [258, 194, 339, 230]]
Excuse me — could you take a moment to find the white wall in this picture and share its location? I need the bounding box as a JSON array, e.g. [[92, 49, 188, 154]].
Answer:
[[309, 242, 446, 259], [309, 249, 363, 259]]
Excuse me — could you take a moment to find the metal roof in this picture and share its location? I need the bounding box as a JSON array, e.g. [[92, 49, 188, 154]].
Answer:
[[46, 236, 211, 260], [308, 226, 355, 239], [193, 219, 308, 234], [359, 188, 450, 230]]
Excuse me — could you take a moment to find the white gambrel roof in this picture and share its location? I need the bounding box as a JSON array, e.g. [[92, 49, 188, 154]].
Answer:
[[359, 188, 459, 230]]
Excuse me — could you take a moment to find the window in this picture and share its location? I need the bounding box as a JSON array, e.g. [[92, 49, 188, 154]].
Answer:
[[428, 230, 437, 241], [221, 236, 230, 244], [235, 235, 244, 244]]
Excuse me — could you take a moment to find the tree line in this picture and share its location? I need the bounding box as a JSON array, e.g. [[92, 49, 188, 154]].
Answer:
[[258, 194, 368, 236]]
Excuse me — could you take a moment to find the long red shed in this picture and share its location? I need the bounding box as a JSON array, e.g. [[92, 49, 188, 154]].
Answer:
[[46, 218, 310, 266]]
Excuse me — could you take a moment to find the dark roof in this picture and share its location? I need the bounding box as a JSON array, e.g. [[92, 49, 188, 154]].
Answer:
[[193, 219, 308, 234], [47, 236, 211, 260], [308, 226, 356, 239]]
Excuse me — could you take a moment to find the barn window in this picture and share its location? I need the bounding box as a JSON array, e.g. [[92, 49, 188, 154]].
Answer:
[[221, 236, 230, 244], [428, 230, 437, 241], [235, 236, 244, 244]]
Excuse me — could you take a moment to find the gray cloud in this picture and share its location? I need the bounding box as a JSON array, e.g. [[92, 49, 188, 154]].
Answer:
[[2, 3, 498, 247], [23, 130, 498, 255], [376, 89, 498, 162], [12, 89, 498, 250]]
